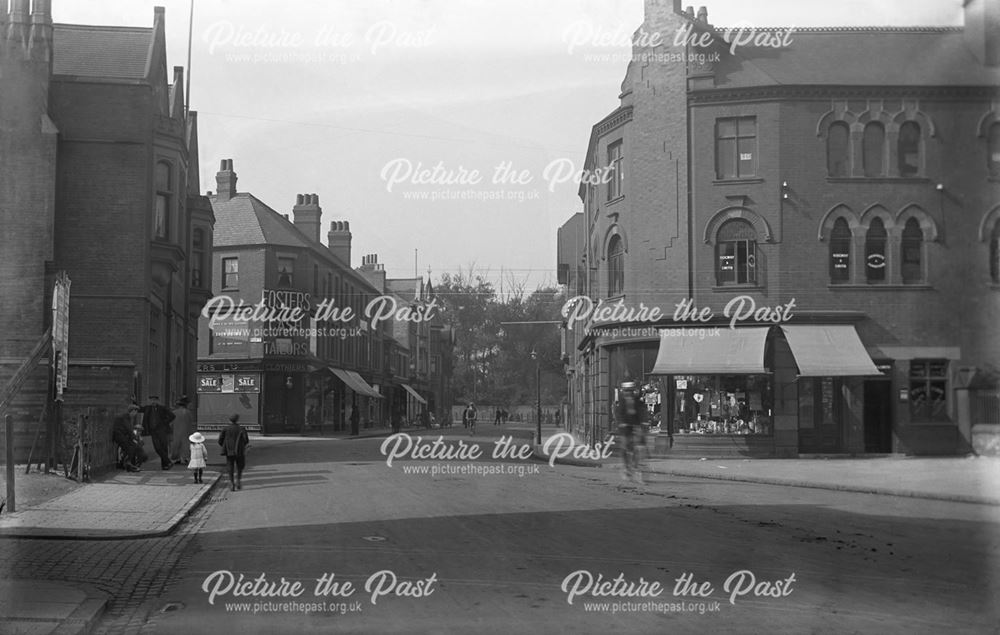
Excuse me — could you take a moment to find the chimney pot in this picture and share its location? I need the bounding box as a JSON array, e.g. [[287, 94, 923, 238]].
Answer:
[[215, 158, 237, 201], [696, 6, 707, 21]]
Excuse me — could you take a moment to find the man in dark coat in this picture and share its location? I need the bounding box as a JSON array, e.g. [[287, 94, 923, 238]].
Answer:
[[112, 403, 145, 471], [139, 396, 175, 470], [218, 413, 250, 491]]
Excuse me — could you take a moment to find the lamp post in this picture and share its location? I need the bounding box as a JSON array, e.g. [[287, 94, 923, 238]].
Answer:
[[283, 375, 293, 430], [531, 349, 541, 444]]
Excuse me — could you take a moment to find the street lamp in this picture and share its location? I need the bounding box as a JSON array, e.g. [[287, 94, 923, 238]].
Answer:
[[531, 349, 541, 444]]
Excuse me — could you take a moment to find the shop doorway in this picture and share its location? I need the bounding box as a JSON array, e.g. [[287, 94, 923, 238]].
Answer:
[[863, 380, 893, 452], [798, 377, 844, 453]]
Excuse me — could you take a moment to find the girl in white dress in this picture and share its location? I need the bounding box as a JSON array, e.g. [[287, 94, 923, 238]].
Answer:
[[188, 432, 208, 484]]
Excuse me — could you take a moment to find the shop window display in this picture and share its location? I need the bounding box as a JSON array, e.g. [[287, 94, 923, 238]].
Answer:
[[672, 375, 773, 435]]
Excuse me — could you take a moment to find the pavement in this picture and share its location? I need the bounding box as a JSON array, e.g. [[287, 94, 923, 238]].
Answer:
[[1, 424, 999, 634]]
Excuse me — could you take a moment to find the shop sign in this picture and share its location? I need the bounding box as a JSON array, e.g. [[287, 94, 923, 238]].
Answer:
[[221, 375, 236, 392], [198, 374, 222, 393], [676, 379, 688, 390], [234, 373, 260, 393]]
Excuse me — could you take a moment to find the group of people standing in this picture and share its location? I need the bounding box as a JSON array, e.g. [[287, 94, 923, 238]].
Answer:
[[112, 398, 250, 491]]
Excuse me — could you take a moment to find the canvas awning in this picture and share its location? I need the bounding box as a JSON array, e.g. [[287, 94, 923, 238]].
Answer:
[[780, 325, 881, 377], [651, 327, 770, 375], [400, 383, 427, 405], [328, 368, 383, 399]]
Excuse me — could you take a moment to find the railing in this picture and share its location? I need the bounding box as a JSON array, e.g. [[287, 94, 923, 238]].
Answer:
[[972, 390, 1000, 425]]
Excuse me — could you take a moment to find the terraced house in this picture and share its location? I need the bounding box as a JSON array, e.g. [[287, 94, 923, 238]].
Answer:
[[558, 0, 1000, 457]]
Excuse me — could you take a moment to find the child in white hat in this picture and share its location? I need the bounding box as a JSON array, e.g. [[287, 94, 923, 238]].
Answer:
[[188, 432, 208, 484]]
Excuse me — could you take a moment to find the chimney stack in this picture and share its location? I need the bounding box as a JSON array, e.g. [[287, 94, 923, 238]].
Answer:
[[28, 0, 51, 60], [357, 253, 386, 290], [696, 6, 708, 22], [293, 193, 322, 243], [964, 0, 1000, 66], [328, 220, 352, 266], [8, 0, 28, 47], [215, 159, 237, 201]]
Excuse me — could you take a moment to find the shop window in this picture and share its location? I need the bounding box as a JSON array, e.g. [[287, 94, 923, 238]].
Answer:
[[607, 141, 623, 201], [222, 257, 238, 290], [864, 218, 887, 283], [862, 122, 885, 177], [671, 374, 773, 435], [608, 234, 624, 296], [897, 121, 921, 177], [901, 218, 924, 284], [154, 161, 172, 239], [909, 360, 948, 422], [277, 256, 294, 287], [716, 219, 757, 285], [989, 122, 1000, 178], [827, 122, 850, 177], [716, 116, 757, 179], [991, 224, 1000, 283], [191, 228, 205, 288], [829, 217, 851, 284]]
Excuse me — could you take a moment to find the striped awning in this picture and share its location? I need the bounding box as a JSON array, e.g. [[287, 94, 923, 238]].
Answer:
[[328, 368, 383, 399], [400, 383, 427, 405]]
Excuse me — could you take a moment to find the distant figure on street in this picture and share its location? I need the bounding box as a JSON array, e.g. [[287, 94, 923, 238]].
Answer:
[[555, 409, 562, 428], [463, 403, 477, 435], [170, 396, 193, 465], [188, 432, 208, 484], [218, 414, 250, 491], [112, 403, 145, 471], [494, 408, 501, 426], [391, 409, 402, 434], [615, 380, 645, 484], [350, 403, 360, 435], [420, 407, 431, 429], [139, 396, 175, 470]]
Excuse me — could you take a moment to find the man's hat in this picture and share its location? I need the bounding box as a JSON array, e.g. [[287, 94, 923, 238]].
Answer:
[[189, 432, 205, 443], [229, 413, 240, 423], [128, 403, 139, 412], [177, 395, 190, 406]]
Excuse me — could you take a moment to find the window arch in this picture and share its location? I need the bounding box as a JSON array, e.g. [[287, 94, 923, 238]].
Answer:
[[898, 121, 921, 177], [829, 217, 851, 283], [989, 122, 1000, 178], [901, 218, 923, 283], [716, 219, 757, 285], [607, 234, 624, 296], [827, 122, 850, 177], [154, 161, 172, 239], [865, 218, 888, 283], [863, 122, 885, 177]]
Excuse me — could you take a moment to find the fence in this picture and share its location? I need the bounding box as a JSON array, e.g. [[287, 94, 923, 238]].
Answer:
[[972, 390, 1000, 425]]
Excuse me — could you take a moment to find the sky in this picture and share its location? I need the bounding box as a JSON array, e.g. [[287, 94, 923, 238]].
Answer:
[[52, 0, 965, 292]]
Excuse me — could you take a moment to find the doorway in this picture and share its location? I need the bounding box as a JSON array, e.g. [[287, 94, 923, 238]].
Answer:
[[863, 380, 893, 453]]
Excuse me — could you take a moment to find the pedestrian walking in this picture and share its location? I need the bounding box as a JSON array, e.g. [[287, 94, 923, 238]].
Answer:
[[139, 395, 175, 470], [218, 414, 250, 491], [615, 379, 645, 484], [188, 431, 208, 484], [494, 408, 501, 426], [170, 396, 193, 464]]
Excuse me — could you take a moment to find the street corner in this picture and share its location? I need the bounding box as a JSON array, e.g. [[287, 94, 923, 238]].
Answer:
[[0, 579, 108, 635]]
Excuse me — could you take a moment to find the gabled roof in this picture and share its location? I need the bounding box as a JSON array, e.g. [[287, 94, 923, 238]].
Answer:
[[709, 27, 1000, 88], [52, 24, 153, 79], [211, 193, 315, 249]]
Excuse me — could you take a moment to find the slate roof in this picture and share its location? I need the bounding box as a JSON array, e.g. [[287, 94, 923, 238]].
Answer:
[[710, 27, 1000, 88], [52, 24, 152, 79], [210, 193, 314, 249]]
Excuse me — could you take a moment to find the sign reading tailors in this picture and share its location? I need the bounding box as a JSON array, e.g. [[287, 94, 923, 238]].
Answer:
[[52, 271, 71, 401], [198, 373, 260, 394]]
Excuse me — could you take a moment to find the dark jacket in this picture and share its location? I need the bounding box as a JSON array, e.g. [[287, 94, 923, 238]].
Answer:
[[139, 404, 175, 436], [218, 423, 249, 457]]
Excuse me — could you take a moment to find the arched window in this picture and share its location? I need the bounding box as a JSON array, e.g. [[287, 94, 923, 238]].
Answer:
[[991, 223, 1000, 283], [898, 121, 921, 177], [716, 219, 757, 285], [863, 122, 885, 177], [829, 218, 851, 283], [607, 235, 624, 296], [901, 218, 924, 284], [865, 218, 888, 282], [154, 161, 172, 239], [827, 122, 850, 177], [989, 122, 1000, 178], [191, 228, 205, 288]]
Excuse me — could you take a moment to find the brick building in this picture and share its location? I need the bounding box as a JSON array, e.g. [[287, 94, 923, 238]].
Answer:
[[197, 162, 453, 434], [558, 0, 1000, 456], [0, 3, 213, 461]]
